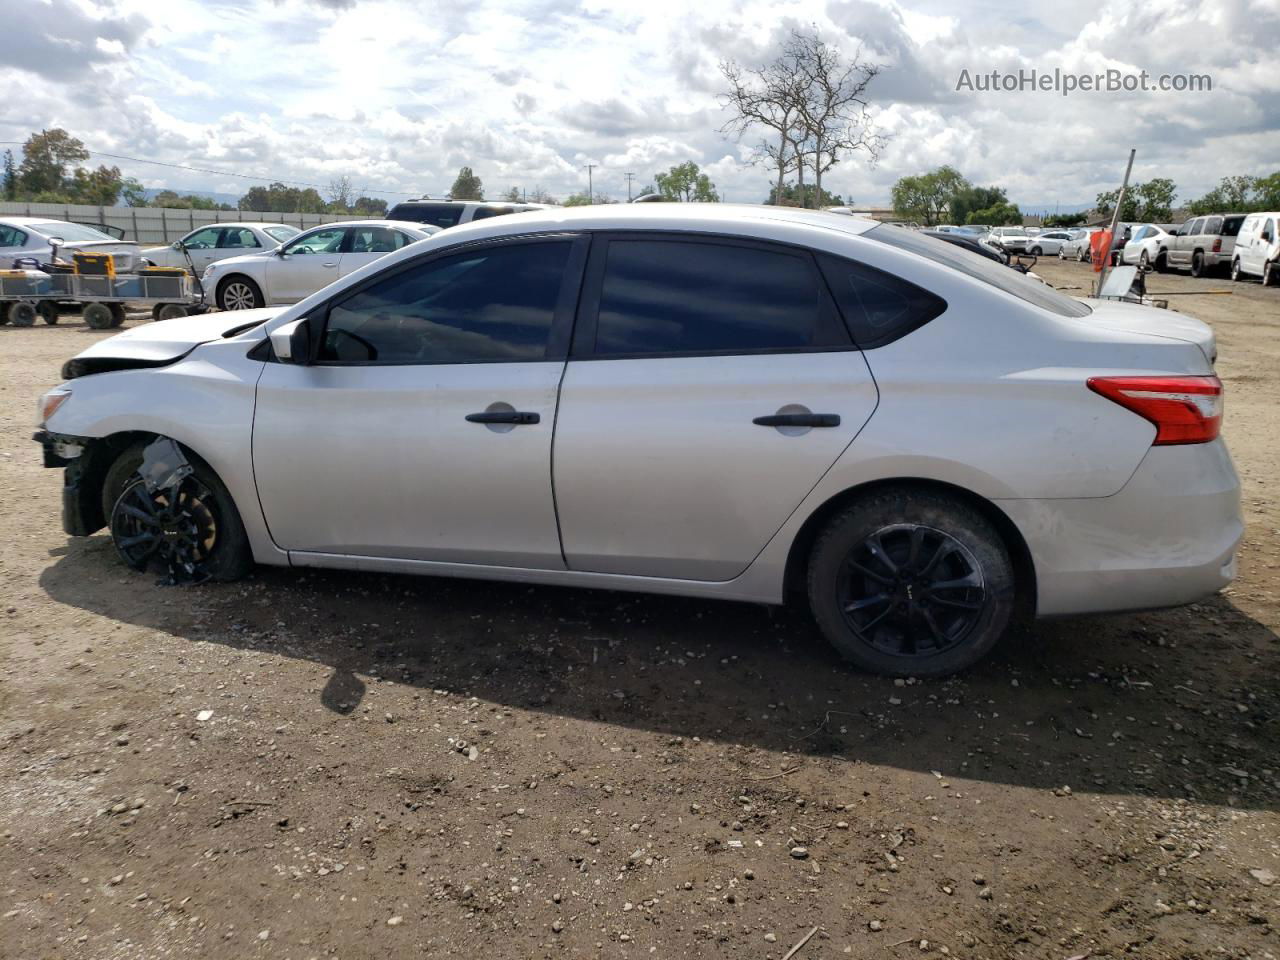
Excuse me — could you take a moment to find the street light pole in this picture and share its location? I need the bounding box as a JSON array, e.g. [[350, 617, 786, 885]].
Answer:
[[624, 172, 635, 202], [583, 164, 596, 204]]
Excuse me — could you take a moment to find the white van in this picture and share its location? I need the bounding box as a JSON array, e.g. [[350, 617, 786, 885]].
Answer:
[[1231, 212, 1280, 285]]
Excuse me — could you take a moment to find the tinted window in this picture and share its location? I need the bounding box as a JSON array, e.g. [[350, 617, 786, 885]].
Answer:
[[1205, 216, 1223, 235], [218, 227, 259, 249], [0, 226, 26, 247], [284, 228, 345, 255], [347, 226, 410, 254], [184, 227, 221, 249], [593, 240, 845, 355], [1221, 216, 1244, 237], [1188, 218, 1206, 236], [320, 241, 571, 364], [819, 255, 947, 348], [387, 203, 464, 229], [865, 224, 1092, 318], [471, 206, 515, 221]]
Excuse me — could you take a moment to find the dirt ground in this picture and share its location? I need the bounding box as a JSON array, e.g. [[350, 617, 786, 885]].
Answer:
[[1, 258, 1277, 960]]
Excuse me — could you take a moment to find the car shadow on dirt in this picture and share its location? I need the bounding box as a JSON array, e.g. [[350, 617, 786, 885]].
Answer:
[[40, 535, 1279, 811]]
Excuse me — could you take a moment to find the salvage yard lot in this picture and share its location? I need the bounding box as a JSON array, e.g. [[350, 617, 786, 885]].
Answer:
[[0, 257, 1277, 959]]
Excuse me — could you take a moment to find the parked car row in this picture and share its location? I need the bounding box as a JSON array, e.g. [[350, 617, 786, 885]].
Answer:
[[1115, 212, 1278, 284]]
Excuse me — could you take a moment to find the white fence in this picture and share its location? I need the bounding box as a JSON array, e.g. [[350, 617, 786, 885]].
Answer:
[[0, 202, 368, 245]]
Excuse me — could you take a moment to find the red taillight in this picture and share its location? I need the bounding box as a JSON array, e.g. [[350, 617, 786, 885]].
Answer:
[[1087, 375, 1223, 445], [1212, 238, 1222, 253]]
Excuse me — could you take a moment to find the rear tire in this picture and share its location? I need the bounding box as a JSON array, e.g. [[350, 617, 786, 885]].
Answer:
[[156, 304, 189, 321], [217, 276, 263, 311], [1231, 258, 1242, 282], [102, 441, 253, 583], [108, 303, 126, 327], [37, 300, 60, 324], [807, 489, 1015, 677], [1190, 252, 1205, 278], [1265, 260, 1276, 287]]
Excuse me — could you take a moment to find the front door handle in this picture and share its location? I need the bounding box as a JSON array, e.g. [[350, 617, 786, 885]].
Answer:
[[465, 411, 541, 425], [753, 413, 841, 428], [322, 261, 338, 268]]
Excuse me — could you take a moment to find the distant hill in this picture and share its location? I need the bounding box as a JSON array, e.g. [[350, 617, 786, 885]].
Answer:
[[143, 188, 243, 206]]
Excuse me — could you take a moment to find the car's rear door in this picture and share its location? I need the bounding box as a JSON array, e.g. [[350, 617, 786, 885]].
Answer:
[[253, 234, 588, 567], [338, 226, 414, 277], [551, 233, 880, 581]]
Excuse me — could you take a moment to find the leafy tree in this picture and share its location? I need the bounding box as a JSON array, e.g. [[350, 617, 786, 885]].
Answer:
[[238, 182, 326, 213], [2, 150, 16, 201], [891, 166, 967, 226], [327, 175, 353, 211], [17, 128, 89, 195], [966, 201, 1021, 226], [765, 182, 842, 207], [1096, 178, 1176, 222], [68, 165, 127, 205], [120, 177, 147, 207], [951, 185, 1007, 225], [1254, 172, 1280, 210], [1042, 212, 1087, 227], [351, 196, 387, 215], [1185, 174, 1268, 215], [654, 161, 719, 202], [449, 166, 484, 200], [563, 191, 614, 206]]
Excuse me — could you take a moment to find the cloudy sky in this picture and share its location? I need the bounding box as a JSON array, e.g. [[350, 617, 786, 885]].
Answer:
[[2, 0, 1277, 211]]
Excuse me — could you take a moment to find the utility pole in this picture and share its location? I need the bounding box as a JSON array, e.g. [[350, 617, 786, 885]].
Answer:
[[583, 164, 596, 204], [1095, 148, 1136, 297], [624, 172, 636, 202]]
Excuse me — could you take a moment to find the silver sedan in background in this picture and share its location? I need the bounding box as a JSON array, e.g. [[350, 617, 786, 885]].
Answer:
[[36, 205, 1241, 677]]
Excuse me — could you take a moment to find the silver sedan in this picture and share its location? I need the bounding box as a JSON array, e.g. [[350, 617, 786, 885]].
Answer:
[[37, 205, 1241, 677]]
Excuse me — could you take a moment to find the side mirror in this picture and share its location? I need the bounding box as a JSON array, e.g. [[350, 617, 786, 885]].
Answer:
[[171, 241, 182, 250], [270, 318, 312, 364]]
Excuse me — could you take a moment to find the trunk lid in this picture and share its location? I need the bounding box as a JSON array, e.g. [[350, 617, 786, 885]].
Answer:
[[1071, 298, 1216, 366]]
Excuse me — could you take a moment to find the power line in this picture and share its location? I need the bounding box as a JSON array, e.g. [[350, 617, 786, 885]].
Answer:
[[0, 140, 426, 198]]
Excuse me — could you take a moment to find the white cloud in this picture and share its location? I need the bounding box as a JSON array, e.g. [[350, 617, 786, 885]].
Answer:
[[0, 0, 1274, 211]]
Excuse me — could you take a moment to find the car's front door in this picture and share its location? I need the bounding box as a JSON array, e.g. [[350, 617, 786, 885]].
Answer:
[[269, 227, 347, 303], [181, 227, 223, 274], [252, 234, 587, 567], [552, 233, 883, 581]]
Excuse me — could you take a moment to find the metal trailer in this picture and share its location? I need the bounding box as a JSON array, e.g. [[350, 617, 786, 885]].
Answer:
[[0, 269, 202, 328]]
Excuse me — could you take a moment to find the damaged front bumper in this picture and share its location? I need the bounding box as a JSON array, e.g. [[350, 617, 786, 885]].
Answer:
[[33, 429, 102, 537]]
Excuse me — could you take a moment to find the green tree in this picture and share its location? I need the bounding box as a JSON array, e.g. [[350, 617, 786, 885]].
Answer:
[[351, 196, 388, 215], [891, 165, 967, 226], [966, 200, 1021, 226], [563, 191, 613, 206], [17, 128, 89, 195], [449, 166, 484, 200], [68, 164, 126, 205], [1042, 212, 1087, 227], [120, 177, 147, 207], [950, 185, 1007, 225], [1096, 178, 1176, 222], [1253, 172, 1280, 210], [765, 182, 842, 207], [654, 161, 719, 202], [2, 150, 16, 201], [237, 182, 326, 213]]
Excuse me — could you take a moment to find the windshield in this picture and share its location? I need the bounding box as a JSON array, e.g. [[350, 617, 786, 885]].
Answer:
[[864, 224, 1092, 318], [264, 225, 300, 243], [29, 221, 118, 243]]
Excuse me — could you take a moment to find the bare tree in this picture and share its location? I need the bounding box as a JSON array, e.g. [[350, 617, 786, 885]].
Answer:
[[327, 175, 353, 211], [719, 55, 805, 206], [788, 31, 886, 208], [720, 28, 886, 209]]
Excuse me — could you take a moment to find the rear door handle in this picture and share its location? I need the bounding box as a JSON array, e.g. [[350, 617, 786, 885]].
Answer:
[[753, 413, 841, 428], [466, 411, 541, 425]]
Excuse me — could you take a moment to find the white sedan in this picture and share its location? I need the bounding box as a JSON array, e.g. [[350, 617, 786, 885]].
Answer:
[[1023, 230, 1075, 257], [141, 222, 300, 274], [0, 217, 144, 271], [1058, 228, 1098, 262], [1121, 224, 1172, 269], [203, 220, 437, 309]]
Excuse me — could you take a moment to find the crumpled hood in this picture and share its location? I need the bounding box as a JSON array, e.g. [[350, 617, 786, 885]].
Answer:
[[62, 308, 276, 378]]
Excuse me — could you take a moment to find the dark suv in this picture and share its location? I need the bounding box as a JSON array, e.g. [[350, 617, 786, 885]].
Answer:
[[385, 199, 547, 230]]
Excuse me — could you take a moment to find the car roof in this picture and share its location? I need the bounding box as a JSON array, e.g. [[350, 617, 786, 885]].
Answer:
[[298, 218, 439, 232], [190, 221, 297, 231]]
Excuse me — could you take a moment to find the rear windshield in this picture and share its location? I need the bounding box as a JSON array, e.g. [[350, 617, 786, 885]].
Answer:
[[264, 225, 300, 243], [386, 203, 464, 229], [864, 224, 1092, 317], [29, 221, 117, 242], [1221, 216, 1245, 237]]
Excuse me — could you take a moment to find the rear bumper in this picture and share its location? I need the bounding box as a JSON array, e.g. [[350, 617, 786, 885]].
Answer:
[[998, 439, 1242, 617]]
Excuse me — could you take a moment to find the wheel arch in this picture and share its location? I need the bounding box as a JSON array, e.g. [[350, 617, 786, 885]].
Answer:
[[781, 477, 1037, 617], [216, 272, 263, 307]]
